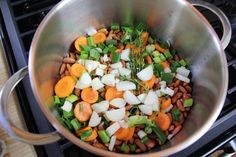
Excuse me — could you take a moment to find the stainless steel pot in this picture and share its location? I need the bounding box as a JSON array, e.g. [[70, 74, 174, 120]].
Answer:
[[0, 0, 231, 156]]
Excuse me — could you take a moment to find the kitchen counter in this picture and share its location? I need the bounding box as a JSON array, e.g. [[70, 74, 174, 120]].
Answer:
[[0, 39, 36, 157]]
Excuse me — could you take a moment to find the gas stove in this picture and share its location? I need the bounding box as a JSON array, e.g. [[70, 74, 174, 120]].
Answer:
[[0, 0, 236, 156]]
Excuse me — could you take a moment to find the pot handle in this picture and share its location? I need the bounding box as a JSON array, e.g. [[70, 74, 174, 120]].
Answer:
[[190, 0, 232, 50], [0, 66, 61, 145]]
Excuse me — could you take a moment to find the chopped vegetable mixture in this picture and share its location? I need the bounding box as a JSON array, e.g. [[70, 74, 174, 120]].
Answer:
[[53, 23, 193, 153]]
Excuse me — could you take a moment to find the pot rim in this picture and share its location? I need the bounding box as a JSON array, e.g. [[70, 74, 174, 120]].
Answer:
[[29, 0, 228, 156]]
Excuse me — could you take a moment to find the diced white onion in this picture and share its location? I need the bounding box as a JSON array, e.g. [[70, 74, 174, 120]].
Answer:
[[160, 81, 166, 88], [155, 90, 163, 97], [119, 120, 128, 128], [95, 68, 104, 77], [110, 69, 119, 77], [92, 100, 109, 113], [108, 136, 116, 151], [137, 130, 147, 139], [110, 62, 123, 69], [110, 98, 126, 108], [102, 54, 109, 62], [121, 49, 130, 61], [138, 105, 153, 115], [88, 111, 101, 127], [77, 59, 85, 65], [91, 77, 104, 91], [161, 87, 174, 96], [85, 26, 97, 36], [85, 60, 99, 73], [106, 122, 120, 137], [96, 48, 102, 53], [176, 67, 190, 77], [126, 63, 130, 69], [119, 68, 131, 76], [152, 100, 160, 111], [116, 81, 136, 91], [61, 101, 73, 112], [175, 73, 190, 83], [146, 44, 155, 52], [137, 93, 147, 103], [105, 108, 126, 122], [99, 64, 107, 70], [137, 65, 153, 81], [115, 78, 120, 84], [101, 74, 116, 86], [123, 90, 141, 105], [144, 90, 158, 106], [75, 72, 92, 89]]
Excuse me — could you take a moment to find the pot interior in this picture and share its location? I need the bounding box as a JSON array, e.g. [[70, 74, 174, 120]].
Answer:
[[29, 0, 227, 156]]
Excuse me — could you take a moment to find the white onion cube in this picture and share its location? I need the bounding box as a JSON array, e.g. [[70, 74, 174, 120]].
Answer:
[[106, 122, 120, 137]]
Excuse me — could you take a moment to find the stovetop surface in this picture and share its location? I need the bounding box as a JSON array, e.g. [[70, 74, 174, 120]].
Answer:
[[0, 0, 236, 157]]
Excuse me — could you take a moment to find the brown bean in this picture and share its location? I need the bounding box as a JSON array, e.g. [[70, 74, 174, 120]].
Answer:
[[183, 93, 191, 100], [173, 87, 179, 95], [93, 143, 107, 150], [135, 149, 142, 153], [113, 35, 120, 40], [98, 124, 104, 131], [183, 112, 188, 118], [146, 139, 156, 149], [168, 125, 174, 131], [149, 133, 157, 139], [133, 133, 138, 138], [69, 52, 76, 59], [172, 125, 182, 135], [74, 88, 80, 97], [185, 85, 192, 93], [134, 139, 147, 152], [125, 104, 132, 111], [179, 85, 187, 94], [176, 100, 185, 112], [115, 140, 122, 146], [172, 92, 183, 103], [182, 82, 188, 87], [174, 54, 180, 61], [136, 124, 145, 129], [129, 137, 134, 144], [63, 57, 76, 64], [174, 80, 181, 87], [59, 63, 66, 75]]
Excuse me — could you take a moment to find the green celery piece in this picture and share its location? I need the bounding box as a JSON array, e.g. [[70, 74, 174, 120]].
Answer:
[[111, 52, 121, 63], [163, 50, 173, 59], [80, 50, 89, 59], [153, 57, 162, 64], [146, 45, 155, 53], [128, 115, 148, 127], [141, 136, 149, 144], [63, 110, 74, 119], [129, 144, 136, 152], [90, 49, 100, 60], [80, 129, 93, 141], [80, 45, 91, 52], [179, 59, 187, 66], [98, 130, 110, 143], [121, 26, 133, 33], [70, 118, 81, 130], [171, 61, 181, 72], [158, 40, 170, 49], [121, 33, 131, 44], [161, 73, 174, 84], [102, 47, 109, 54], [153, 63, 164, 77], [108, 45, 116, 53], [141, 51, 149, 58], [66, 94, 78, 103], [159, 54, 166, 61], [63, 118, 73, 130], [111, 23, 120, 30], [54, 96, 60, 105], [98, 43, 106, 49], [135, 23, 147, 32], [120, 143, 130, 153], [184, 98, 193, 107], [152, 122, 166, 144], [87, 37, 95, 47], [144, 126, 152, 134], [152, 50, 160, 57], [106, 39, 117, 46], [171, 109, 181, 121], [148, 36, 154, 44]]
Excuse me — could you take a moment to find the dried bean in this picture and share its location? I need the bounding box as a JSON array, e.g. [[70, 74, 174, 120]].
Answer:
[[115, 140, 122, 146], [174, 54, 180, 61], [63, 57, 76, 64], [146, 139, 156, 149], [69, 52, 76, 59], [172, 92, 183, 103], [172, 125, 182, 136], [149, 133, 157, 139], [183, 112, 188, 118], [129, 137, 134, 144], [183, 93, 191, 100], [168, 125, 174, 131], [74, 88, 80, 97], [176, 100, 185, 112], [93, 143, 107, 150], [185, 85, 192, 93], [59, 63, 66, 75], [174, 80, 181, 87], [145, 56, 152, 64], [125, 104, 132, 111], [173, 87, 179, 95], [179, 85, 187, 94], [98, 123, 104, 130], [134, 139, 147, 152], [133, 133, 138, 138], [135, 149, 142, 153], [183, 82, 188, 87]]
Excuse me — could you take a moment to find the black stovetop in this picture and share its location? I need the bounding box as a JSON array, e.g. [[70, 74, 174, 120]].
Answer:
[[0, 0, 236, 157]]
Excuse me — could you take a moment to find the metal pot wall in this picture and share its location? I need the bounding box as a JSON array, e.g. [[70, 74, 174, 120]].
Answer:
[[0, 0, 232, 156]]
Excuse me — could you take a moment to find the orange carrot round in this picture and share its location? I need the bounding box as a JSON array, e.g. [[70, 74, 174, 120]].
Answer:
[[74, 101, 92, 122], [154, 112, 171, 131], [125, 127, 135, 141], [74, 36, 88, 52], [142, 75, 156, 89], [161, 97, 171, 110], [105, 87, 123, 101], [140, 32, 149, 46], [70, 63, 86, 78], [115, 127, 135, 141], [54, 76, 75, 98], [81, 88, 99, 103], [155, 43, 168, 53], [160, 61, 170, 69], [93, 32, 106, 44]]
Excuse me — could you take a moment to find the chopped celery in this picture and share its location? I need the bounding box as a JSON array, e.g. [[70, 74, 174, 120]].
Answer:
[[163, 51, 172, 59], [80, 129, 92, 141], [121, 26, 133, 33], [153, 57, 162, 64], [152, 51, 160, 57], [141, 51, 149, 58], [135, 23, 147, 32], [144, 126, 152, 134], [148, 36, 154, 44], [152, 122, 166, 144], [102, 47, 109, 54], [54, 96, 60, 105], [63, 118, 73, 130], [161, 73, 174, 84], [111, 23, 120, 30], [90, 49, 100, 60], [66, 94, 78, 103], [121, 33, 131, 44], [159, 54, 166, 61], [128, 115, 148, 127], [80, 45, 91, 52], [146, 45, 155, 53], [120, 143, 130, 153], [158, 40, 170, 49], [98, 43, 106, 49], [184, 98, 193, 107], [171, 61, 181, 72], [80, 50, 89, 59], [129, 144, 136, 152], [171, 109, 181, 121], [70, 118, 81, 130], [141, 136, 149, 144], [179, 59, 187, 66], [111, 52, 121, 63], [108, 45, 116, 53], [106, 39, 117, 46], [98, 130, 110, 143], [87, 37, 95, 47], [63, 110, 73, 119], [153, 63, 164, 77]]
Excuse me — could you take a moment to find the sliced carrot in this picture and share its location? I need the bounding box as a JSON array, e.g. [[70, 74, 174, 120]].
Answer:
[[74, 36, 88, 52], [125, 127, 135, 141], [161, 97, 171, 110], [54, 76, 75, 98], [134, 47, 141, 54], [125, 43, 135, 49], [160, 61, 170, 69], [155, 43, 168, 53], [105, 87, 123, 101], [74, 101, 92, 122], [154, 112, 171, 131], [115, 127, 135, 141], [76, 126, 97, 141], [70, 63, 86, 78], [140, 32, 149, 46], [93, 32, 106, 44], [142, 75, 156, 89], [81, 88, 99, 104]]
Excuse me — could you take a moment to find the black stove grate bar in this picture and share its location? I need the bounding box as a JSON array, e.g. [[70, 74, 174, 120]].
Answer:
[[10, 0, 25, 6], [20, 29, 35, 38]]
